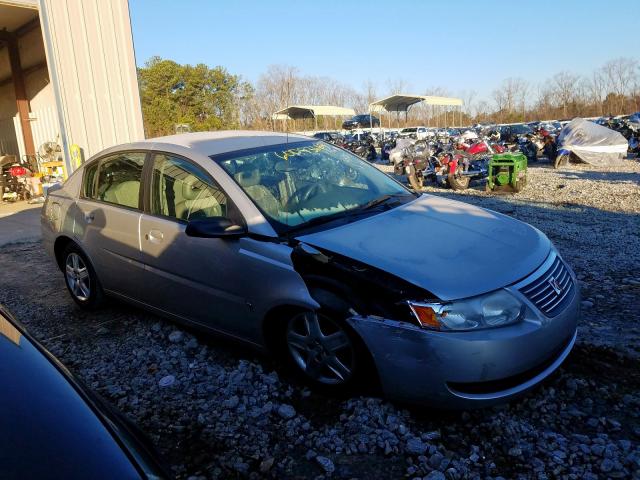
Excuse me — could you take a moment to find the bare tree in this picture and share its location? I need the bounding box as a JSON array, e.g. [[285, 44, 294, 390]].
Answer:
[[492, 88, 506, 122], [242, 56, 640, 129], [586, 70, 607, 116], [602, 57, 639, 113], [460, 89, 477, 117], [474, 100, 490, 123], [385, 78, 410, 95], [551, 71, 581, 118]]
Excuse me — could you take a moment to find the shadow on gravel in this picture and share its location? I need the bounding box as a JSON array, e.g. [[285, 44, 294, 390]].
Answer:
[[557, 169, 640, 185]]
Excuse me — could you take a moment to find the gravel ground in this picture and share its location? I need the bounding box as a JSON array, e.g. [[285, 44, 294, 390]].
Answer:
[[0, 157, 639, 479]]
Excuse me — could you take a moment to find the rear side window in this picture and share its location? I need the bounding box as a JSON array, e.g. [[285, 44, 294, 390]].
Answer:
[[82, 161, 99, 198], [95, 152, 146, 209]]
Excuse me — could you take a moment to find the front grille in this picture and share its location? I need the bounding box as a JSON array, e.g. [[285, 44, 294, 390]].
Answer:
[[520, 256, 575, 317]]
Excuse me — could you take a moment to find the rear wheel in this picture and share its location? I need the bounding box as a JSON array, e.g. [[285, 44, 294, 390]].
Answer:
[[62, 243, 105, 309]]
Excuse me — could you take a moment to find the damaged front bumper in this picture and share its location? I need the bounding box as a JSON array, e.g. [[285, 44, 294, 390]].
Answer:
[[347, 277, 580, 409]]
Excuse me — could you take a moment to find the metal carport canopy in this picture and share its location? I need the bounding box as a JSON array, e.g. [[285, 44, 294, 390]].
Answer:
[[271, 105, 355, 120], [369, 94, 463, 113]]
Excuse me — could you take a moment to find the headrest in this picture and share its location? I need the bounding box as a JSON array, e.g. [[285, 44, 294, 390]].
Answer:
[[235, 169, 261, 188], [181, 175, 205, 200]]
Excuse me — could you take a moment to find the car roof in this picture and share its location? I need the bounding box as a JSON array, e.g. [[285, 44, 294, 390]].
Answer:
[[100, 131, 311, 158]]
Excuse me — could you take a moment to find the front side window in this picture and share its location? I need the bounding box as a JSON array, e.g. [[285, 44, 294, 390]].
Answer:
[[150, 153, 228, 221], [213, 140, 412, 233], [96, 152, 145, 209]]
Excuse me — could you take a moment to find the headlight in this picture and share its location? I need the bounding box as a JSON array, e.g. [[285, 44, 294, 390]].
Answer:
[[407, 289, 524, 331]]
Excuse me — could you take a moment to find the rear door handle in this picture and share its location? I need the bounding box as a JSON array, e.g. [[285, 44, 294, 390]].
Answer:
[[145, 229, 164, 243]]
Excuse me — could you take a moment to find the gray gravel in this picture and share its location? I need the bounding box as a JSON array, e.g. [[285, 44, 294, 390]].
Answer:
[[0, 158, 638, 478]]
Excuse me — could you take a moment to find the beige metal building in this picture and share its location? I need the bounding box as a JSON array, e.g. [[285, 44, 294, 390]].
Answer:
[[0, 0, 144, 175]]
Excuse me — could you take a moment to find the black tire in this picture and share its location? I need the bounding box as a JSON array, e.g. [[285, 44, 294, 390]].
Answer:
[[407, 166, 424, 191], [447, 171, 470, 190], [61, 243, 105, 310], [275, 294, 374, 394]]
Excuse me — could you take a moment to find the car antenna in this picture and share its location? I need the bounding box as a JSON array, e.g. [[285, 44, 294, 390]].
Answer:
[[285, 75, 290, 146]]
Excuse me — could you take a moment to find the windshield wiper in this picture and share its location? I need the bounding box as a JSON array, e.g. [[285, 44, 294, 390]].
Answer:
[[283, 194, 411, 236], [357, 195, 393, 211], [356, 193, 412, 212], [283, 210, 354, 236]]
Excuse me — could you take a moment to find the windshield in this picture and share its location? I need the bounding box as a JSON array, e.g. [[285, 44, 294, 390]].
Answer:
[[212, 140, 412, 233]]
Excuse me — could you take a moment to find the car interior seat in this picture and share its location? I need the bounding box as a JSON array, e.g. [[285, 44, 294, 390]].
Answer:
[[102, 180, 140, 208], [234, 169, 280, 218], [175, 175, 223, 220]]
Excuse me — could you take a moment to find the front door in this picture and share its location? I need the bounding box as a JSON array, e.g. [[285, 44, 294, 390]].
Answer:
[[137, 153, 252, 337]]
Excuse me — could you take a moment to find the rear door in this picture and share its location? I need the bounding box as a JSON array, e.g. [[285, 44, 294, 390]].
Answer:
[[73, 151, 147, 297]]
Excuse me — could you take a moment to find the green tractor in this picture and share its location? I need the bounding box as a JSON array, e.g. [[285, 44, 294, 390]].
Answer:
[[485, 153, 528, 193]]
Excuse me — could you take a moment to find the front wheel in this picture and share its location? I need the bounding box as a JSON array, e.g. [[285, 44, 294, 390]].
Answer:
[[281, 307, 372, 393]]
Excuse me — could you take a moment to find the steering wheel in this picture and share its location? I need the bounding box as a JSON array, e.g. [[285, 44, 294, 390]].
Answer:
[[285, 182, 329, 211]]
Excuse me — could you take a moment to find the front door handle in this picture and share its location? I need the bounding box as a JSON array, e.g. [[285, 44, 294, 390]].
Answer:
[[145, 229, 164, 244]]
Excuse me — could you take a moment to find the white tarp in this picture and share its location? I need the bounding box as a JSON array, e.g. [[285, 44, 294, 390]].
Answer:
[[558, 118, 628, 166]]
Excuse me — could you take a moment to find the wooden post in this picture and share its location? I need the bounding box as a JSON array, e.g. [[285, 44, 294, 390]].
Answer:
[[7, 34, 36, 157]]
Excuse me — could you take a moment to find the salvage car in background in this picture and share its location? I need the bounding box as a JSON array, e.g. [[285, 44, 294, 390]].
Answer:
[[342, 114, 380, 129], [0, 305, 170, 479], [42, 131, 579, 407], [398, 126, 430, 140]]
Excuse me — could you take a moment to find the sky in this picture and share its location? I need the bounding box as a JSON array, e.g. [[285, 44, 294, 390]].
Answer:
[[129, 0, 640, 103]]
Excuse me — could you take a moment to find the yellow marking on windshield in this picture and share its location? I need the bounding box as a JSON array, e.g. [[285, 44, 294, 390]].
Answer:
[[274, 142, 325, 161]]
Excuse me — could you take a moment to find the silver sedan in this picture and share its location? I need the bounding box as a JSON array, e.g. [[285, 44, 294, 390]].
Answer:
[[41, 131, 579, 407]]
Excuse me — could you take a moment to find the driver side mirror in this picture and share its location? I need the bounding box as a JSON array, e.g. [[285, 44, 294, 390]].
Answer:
[[185, 217, 247, 239]]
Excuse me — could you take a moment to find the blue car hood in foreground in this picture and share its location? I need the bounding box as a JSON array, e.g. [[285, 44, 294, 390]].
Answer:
[[297, 194, 551, 300]]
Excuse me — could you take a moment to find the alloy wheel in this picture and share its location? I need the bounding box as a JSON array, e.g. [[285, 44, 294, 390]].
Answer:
[[65, 252, 91, 301], [286, 312, 356, 385]]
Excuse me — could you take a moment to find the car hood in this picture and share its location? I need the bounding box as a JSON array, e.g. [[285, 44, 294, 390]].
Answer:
[[296, 194, 551, 300]]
